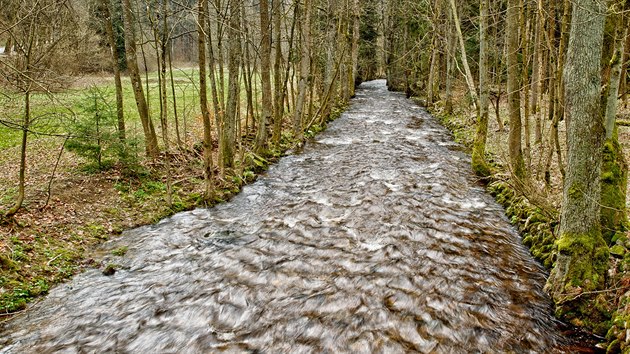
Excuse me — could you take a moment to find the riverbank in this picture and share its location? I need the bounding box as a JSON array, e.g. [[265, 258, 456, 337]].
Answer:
[[0, 70, 346, 316], [420, 88, 630, 352]]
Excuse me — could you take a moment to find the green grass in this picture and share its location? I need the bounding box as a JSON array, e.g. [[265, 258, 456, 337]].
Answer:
[[0, 67, 262, 153], [0, 126, 21, 150], [0, 231, 84, 312], [0, 68, 204, 150]]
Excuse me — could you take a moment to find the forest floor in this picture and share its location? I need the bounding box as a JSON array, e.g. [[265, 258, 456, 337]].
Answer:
[[0, 72, 324, 316]]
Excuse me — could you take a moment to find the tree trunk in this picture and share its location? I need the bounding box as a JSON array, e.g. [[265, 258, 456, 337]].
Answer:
[[167, 42, 182, 147], [221, 0, 241, 170], [256, 0, 273, 152], [448, 0, 479, 111], [6, 90, 30, 217], [241, 0, 255, 135], [506, 0, 526, 180], [427, 0, 442, 106], [604, 27, 627, 139], [600, 12, 628, 244], [531, 3, 542, 145], [101, 0, 126, 143], [121, 0, 159, 157], [159, 0, 169, 150], [546, 0, 609, 321], [293, 0, 311, 138], [427, 36, 438, 106], [472, 0, 490, 177], [279, 0, 298, 131], [322, 0, 338, 117], [554, 0, 570, 133], [215, 0, 226, 112], [520, 1, 531, 169], [349, 0, 360, 98], [198, 0, 214, 199], [272, 0, 283, 145], [444, 13, 455, 115], [205, 7, 223, 134], [622, 30, 630, 108]]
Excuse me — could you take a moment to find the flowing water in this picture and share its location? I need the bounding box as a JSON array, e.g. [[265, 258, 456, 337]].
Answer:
[[1, 80, 567, 353]]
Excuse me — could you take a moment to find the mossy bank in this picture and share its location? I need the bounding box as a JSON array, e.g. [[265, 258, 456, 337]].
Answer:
[[423, 101, 630, 353]]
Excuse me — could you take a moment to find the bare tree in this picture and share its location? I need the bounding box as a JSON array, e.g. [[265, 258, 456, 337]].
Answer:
[[197, 0, 214, 199], [472, 0, 490, 177], [99, 0, 126, 143], [121, 0, 159, 157], [255, 0, 273, 152], [506, 0, 525, 180], [220, 0, 241, 170], [0, 0, 80, 216]]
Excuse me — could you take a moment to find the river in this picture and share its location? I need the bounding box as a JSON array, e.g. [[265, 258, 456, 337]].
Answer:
[[1, 80, 568, 353]]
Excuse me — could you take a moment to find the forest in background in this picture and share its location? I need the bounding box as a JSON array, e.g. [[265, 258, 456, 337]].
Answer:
[[1, 0, 630, 351]]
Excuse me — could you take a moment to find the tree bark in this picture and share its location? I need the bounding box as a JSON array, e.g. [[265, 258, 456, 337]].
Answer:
[[604, 26, 627, 139], [349, 0, 360, 98], [444, 12, 455, 115], [472, 0, 490, 177], [198, 0, 214, 199], [600, 8, 628, 244], [427, 15, 439, 106], [448, 0, 479, 111], [546, 0, 609, 317], [101, 0, 126, 143], [255, 0, 273, 152], [520, 1, 531, 169], [272, 0, 283, 145], [121, 0, 159, 157], [221, 0, 241, 170], [506, 0, 526, 180], [159, 0, 169, 149], [293, 0, 311, 138], [6, 90, 29, 217], [531, 3, 543, 144], [241, 0, 255, 135], [167, 41, 182, 147]]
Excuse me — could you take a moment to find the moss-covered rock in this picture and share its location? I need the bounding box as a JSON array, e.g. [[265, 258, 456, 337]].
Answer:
[[546, 230, 610, 330], [488, 181, 557, 268], [601, 137, 628, 245], [611, 244, 626, 258], [606, 290, 630, 353]]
